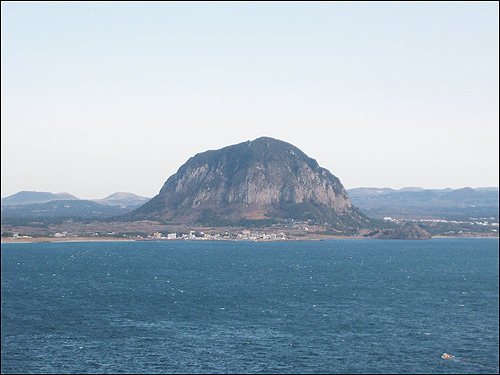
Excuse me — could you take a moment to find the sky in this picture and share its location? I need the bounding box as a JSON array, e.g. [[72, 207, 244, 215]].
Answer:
[[2, 2, 499, 199]]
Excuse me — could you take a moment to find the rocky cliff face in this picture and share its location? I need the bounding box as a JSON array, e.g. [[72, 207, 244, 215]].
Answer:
[[130, 137, 371, 230]]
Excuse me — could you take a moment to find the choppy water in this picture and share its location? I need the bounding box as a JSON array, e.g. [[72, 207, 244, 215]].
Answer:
[[1, 238, 498, 374]]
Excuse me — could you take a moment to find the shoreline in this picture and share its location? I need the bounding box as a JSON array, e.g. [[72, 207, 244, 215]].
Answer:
[[2, 234, 497, 244], [0, 237, 137, 244], [0, 236, 359, 243]]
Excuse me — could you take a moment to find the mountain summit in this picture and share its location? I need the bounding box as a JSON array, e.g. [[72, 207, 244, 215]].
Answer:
[[130, 137, 371, 231]]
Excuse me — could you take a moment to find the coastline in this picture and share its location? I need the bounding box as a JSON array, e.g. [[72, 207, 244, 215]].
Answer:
[[2, 234, 497, 244], [0, 236, 359, 243]]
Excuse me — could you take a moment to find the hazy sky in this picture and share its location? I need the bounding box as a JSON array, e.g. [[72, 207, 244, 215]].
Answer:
[[2, 2, 499, 199]]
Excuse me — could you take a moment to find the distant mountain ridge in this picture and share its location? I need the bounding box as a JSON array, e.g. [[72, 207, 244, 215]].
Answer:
[[347, 186, 499, 221], [1, 191, 150, 207], [348, 186, 498, 194], [3, 185, 497, 224], [1, 191, 151, 221], [1, 191, 78, 206]]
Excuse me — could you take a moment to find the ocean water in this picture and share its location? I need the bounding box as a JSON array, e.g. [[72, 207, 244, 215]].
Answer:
[[1, 238, 498, 374]]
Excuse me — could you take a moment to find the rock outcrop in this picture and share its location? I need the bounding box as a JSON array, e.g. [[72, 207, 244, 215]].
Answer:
[[373, 223, 432, 240], [129, 137, 372, 231]]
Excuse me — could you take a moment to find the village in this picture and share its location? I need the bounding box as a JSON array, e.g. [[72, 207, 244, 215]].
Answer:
[[147, 229, 288, 241], [7, 229, 289, 242], [3, 219, 321, 242], [5, 214, 499, 242]]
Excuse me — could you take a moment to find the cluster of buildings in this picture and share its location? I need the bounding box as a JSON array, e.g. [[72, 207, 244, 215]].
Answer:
[[6, 229, 289, 241], [415, 218, 499, 227], [148, 229, 287, 241], [11, 232, 32, 239]]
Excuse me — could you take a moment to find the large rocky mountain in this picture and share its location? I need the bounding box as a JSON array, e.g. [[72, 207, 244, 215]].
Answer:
[[129, 137, 373, 231]]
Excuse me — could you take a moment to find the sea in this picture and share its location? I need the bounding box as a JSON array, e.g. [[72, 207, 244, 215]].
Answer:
[[1, 238, 498, 374]]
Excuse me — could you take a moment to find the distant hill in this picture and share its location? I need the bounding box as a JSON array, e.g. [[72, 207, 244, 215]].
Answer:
[[1, 191, 79, 206], [128, 136, 377, 233], [92, 192, 151, 208], [438, 187, 481, 200], [347, 187, 499, 221]]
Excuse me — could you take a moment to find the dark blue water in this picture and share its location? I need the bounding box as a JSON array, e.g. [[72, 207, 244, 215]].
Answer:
[[1, 238, 498, 374]]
